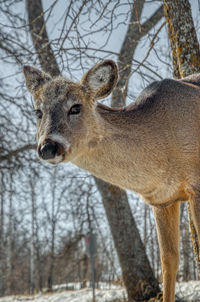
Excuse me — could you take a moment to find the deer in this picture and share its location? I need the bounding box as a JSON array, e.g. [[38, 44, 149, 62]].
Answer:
[[23, 60, 200, 302]]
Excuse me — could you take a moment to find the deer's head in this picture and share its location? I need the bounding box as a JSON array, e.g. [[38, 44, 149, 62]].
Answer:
[[23, 60, 118, 164]]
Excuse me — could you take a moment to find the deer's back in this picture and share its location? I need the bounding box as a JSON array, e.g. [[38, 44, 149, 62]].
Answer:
[[128, 76, 200, 153]]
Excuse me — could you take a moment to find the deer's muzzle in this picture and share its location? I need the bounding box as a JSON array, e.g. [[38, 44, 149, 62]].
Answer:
[[38, 139, 64, 161]]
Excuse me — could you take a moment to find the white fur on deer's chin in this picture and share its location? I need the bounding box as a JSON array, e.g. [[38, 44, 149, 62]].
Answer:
[[45, 155, 64, 165]]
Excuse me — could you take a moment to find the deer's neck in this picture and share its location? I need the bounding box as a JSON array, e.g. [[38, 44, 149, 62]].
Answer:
[[73, 103, 142, 190]]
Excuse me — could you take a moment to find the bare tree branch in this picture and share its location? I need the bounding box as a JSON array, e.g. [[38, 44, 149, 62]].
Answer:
[[0, 144, 36, 162], [26, 0, 60, 76], [112, 4, 164, 107]]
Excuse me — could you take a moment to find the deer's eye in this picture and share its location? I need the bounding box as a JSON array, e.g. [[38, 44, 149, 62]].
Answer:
[[34, 109, 43, 119], [69, 104, 82, 115]]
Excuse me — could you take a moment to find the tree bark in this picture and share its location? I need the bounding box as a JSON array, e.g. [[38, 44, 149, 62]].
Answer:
[[112, 3, 163, 107], [26, 1, 163, 300], [30, 178, 36, 294], [26, 0, 60, 76], [95, 179, 160, 300], [0, 175, 5, 296], [163, 0, 200, 78], [6, 177, 13, 295]]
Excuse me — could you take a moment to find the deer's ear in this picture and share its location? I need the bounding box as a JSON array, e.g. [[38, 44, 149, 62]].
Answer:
[[80, 60, 118, 100], [23, 66, 52, 95]]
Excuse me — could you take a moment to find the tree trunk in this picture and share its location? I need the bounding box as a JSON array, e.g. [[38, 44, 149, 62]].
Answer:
[[26, 1, 163, 299], [0, 175, 5, 296], [163, 0, 200, 78], [47, 225, 55, 291], [26, 0, 60, 76], [30, 178, 35, 294], [112, 2, 163, 107], [95, 179, 160, 300], [6, 178, 13, 295]]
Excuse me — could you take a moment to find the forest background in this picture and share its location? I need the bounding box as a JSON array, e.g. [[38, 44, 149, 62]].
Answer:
[[0, 0, 200, 300]]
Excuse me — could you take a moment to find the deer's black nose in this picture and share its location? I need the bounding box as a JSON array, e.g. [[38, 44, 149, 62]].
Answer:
[[39, 141, 58, 160]]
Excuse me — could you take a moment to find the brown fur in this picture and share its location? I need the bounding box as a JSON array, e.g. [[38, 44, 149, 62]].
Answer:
[[24, 61, 200, 302]]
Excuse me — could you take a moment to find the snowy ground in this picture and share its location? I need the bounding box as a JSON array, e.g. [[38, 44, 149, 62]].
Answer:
[[0, 288, 126, 302], [175, 281, 200, 301], [1, 281, 200, 302]]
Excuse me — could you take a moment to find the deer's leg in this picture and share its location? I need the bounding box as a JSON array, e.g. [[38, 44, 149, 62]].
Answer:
[[188, 186, 200, 243], [153, 202, 180, 302]]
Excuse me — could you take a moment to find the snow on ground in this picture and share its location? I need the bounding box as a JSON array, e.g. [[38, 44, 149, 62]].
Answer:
[[1, 281, 200, 302], [51, 282, 123, 291], [0, 288, 126, 302], [175, 281, 200, 301]]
